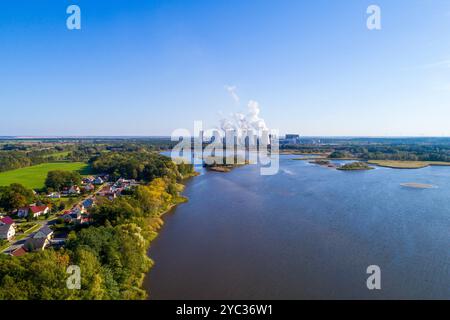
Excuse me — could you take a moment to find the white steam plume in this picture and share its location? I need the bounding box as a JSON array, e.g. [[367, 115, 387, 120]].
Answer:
[[219, 100, 268, 135], [225, 85, 240, 104]]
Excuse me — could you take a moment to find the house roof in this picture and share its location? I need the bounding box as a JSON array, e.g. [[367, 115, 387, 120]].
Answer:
[[11, 246, 27, 257], [35, 225, 53, 237], [70, 211, 81, 219], [82, 199, 94, 208], [24, 237, 48, 251], [0, 224, 13, 234], [29, 206, 49, 214], [0, 217, 14, 225]]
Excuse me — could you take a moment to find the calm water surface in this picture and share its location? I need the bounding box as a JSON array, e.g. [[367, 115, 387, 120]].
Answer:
[[144, 155, 450, 299]]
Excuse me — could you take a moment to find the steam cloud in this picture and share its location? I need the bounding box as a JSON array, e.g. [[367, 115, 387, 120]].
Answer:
[[224, 85, 240, 104], [219, 99, 268, 135]]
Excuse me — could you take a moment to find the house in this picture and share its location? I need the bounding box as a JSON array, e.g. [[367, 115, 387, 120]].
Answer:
[[61, 213, 73, 223], [23, 237, 49, 252], [0, 216, 15, 226], [93, 177, 104, 185], [33, 225, 54, 240], [47, 192, 61, 199], [82, 177, 94, 184], [0, 224, 15, 241], [68, 185, 81, 195], [83, 184, 95, 192], [80, 214, 91, 224], [62, 211, 82, 224], [17, 207, 29, 217], [72, 205, 86, 215], [10, 246, 27, 257], [17, 205, 50, 218], [82, 198, 95, 209], [98, 186, 117, 199]]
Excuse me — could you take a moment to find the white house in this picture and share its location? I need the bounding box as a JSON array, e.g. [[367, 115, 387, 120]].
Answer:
[[17, 205, 50, 218], [47, 192, 61, 199], [0, 224, 15, 241]]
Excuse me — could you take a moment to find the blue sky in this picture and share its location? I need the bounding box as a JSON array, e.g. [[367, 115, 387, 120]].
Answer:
[[1, 0, 450, 136]]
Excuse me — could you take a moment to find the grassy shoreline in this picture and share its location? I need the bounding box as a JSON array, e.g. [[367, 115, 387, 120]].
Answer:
[[368, 160, 450, 169]]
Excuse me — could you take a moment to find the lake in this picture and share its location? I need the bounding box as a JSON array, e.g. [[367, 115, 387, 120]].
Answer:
[[144, 155, 450, 299]]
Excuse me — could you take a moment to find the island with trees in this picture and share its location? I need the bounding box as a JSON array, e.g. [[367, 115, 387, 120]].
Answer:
[[337, 162, 374, 171]]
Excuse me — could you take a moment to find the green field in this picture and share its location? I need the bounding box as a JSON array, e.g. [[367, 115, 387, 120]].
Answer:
[[44, 151, 70, 159], [0, 162, 91, 189]]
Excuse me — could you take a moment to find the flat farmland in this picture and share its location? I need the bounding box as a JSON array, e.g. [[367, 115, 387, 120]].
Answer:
[[0, 162, 90, 189]]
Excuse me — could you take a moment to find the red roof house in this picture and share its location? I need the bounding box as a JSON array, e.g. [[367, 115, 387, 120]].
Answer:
[[11, 246, 27, 257], [0, 216, 14, 225], [17, 205, 50, 218]]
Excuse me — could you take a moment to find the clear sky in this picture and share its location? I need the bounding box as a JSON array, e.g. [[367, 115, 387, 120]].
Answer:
[[1, 0, 450, 136]]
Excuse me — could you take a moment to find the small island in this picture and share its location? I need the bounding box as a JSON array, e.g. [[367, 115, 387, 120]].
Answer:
[[337, 162, 374, 171], [400, 183, 435, 189], [308, 159, 337, 168], [203, 156, 248, 173]]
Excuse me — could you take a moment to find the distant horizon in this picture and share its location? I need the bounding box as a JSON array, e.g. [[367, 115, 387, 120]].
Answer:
[[3, 135, 450, 140]]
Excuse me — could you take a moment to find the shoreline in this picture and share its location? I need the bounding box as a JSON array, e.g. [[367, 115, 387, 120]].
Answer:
[[141, 171, 199, 299]]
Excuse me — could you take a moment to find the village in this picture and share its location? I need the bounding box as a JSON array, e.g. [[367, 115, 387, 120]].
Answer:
[[0, 175, 140, 256]]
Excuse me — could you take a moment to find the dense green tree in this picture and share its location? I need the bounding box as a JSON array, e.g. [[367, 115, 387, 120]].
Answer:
[[0, 250, 74, 300], [45, 170, 81, 191], [0, 183, 35, 211]]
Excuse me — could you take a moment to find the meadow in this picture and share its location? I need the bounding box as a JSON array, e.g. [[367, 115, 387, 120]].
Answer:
[[0, 162, 90, 189]]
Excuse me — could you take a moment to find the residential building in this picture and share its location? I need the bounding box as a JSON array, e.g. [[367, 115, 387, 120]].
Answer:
[[10, 246, 27, 257], [82, 198, 95, 209], [0, 224, 15, 241], [47, 192, 61, 199], [0, 216, 15, 226], [33, 225, 54, 240], [82, 177, 94, 184], [62, 211, 82, 224], [93, 177, 104, 185], [23, 237, 49, 252], [68, 185, 81, 195], [83, 183, 95, 192], [17, 205, 50, 218]]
